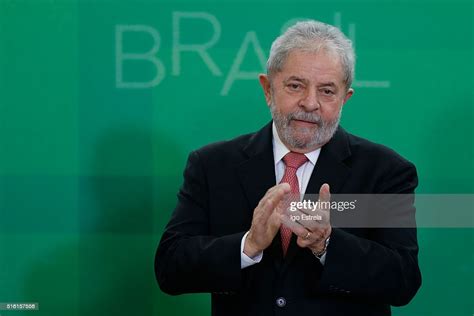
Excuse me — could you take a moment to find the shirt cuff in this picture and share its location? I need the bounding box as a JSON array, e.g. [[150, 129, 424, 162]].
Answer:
[[240, 231, 263, 269], [319, 252, 327, 265]]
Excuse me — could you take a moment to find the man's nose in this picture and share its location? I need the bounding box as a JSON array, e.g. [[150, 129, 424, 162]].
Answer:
[[299, 87, 320, 111]]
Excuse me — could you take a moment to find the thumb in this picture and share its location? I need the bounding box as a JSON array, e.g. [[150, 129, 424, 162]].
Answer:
[[319, 183, 331, 203]]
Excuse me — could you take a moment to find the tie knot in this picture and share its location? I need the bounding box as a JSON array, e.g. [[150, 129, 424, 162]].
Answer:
[[283, 152, 308, 169]]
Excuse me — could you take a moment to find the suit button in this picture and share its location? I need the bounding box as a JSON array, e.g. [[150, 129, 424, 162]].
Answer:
[[276, 297, 286, 307]]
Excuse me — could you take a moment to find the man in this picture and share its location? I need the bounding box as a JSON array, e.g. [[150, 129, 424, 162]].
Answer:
[[155, 20, 421, 315]]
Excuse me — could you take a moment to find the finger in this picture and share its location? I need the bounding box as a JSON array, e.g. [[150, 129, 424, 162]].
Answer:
[[258, 183, 291, 217], [297, 228, 327, 248], [278, 182, 291, 193], [297, 234, 314, 248], [265, 183, 291, 205], [267, 183, 291, 209], [259, 183, 289, 207], [268, 182, 291, 195], [280, 213, 310, 237], [319, 183, 331, 204]]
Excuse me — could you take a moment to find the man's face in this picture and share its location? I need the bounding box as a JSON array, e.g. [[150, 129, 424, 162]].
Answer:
[[259, 49, 353, 153]]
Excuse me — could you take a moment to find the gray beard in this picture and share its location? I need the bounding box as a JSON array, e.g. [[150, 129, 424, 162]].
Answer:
[[270, 102, 341, 150]]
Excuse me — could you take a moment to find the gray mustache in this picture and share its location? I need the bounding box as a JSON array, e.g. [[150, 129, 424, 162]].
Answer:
[[288, 112, 322, 124]]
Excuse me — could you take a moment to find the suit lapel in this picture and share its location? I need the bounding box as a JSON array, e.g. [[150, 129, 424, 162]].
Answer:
[[236, 122, 276, 215], [304, 127, 352, 195]]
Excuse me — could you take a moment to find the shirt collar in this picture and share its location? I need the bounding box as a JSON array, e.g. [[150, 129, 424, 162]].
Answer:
[[272, 122, 320, 166]]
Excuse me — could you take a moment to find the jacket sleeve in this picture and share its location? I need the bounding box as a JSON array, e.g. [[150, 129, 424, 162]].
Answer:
[[317, 160, 422, 306], [154, 150, 246, 295]]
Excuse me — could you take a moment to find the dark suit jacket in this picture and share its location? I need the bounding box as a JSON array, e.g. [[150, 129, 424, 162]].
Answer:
[[155, 122, 421, 316]]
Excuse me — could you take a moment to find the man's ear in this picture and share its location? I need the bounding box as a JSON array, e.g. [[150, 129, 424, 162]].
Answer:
[[259, 74, 272, 106], [342, 88, 354, 106]]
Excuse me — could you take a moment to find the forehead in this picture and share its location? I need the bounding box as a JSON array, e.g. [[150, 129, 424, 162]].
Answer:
[[276, 49, 345, 85]]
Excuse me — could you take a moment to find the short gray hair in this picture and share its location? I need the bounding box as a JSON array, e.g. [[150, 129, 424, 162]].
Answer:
[[266, 20, 355, 90]]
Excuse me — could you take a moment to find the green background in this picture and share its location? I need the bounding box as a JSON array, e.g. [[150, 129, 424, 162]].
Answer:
[[0, 0, 472, 315]]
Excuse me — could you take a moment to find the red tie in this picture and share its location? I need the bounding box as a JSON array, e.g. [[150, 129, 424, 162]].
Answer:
[[280, 152, 308, 256]]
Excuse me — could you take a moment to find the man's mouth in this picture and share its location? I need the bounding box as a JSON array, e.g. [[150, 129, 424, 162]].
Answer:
[[292, 119, 318, 127]]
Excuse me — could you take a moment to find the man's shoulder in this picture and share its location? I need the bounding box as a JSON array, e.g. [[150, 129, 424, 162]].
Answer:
[[342, 128, 415, 168], [194, 131, 255, 156]]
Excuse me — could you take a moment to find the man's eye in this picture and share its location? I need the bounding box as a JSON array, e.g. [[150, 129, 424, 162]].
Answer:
[[321, 89, 335, 95], [288, 83, 302, 90]]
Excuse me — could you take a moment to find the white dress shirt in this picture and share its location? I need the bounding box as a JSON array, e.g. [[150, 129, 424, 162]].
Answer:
[[240, 123, 326, 269]]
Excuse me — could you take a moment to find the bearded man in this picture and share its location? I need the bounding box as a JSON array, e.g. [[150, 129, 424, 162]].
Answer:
[[155, 20, 421, 316]]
